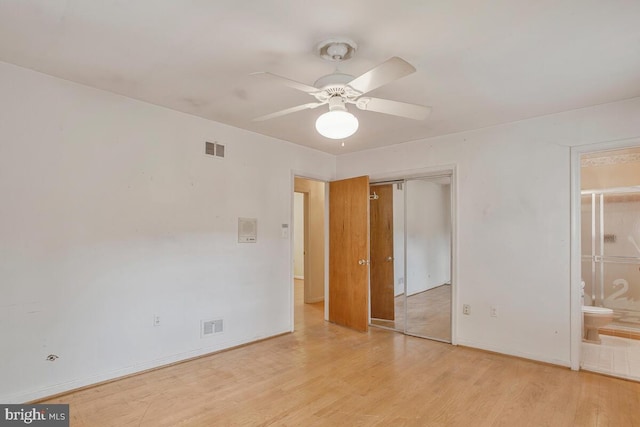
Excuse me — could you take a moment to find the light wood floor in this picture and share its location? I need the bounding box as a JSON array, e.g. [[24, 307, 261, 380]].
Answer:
[[371, 284, 452, 341], [42, 280, 640, 426]]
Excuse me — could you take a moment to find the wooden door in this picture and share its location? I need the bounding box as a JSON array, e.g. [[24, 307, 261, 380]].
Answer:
[[370, 184, 395, 320], [329, 175, 370, 332]]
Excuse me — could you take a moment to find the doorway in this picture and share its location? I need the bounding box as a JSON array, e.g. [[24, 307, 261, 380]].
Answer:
[[369, 174, 453, 342], [578, 146, 640, 380], [293, 177, 325, 330]]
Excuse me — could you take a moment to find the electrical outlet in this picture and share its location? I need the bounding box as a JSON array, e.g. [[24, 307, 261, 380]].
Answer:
[[463, 304, 471, 315], [490, 306, 498, 317], [153, 315, 160, 326]]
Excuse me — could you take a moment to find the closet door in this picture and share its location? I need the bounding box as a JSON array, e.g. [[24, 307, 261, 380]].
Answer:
[[370, 182, 405, 332], [405, 177, 452, 342], [370, 184, 395, 320]]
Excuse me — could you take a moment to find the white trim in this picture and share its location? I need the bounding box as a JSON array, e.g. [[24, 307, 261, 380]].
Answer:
[[3, 331, 290, 404], [451, 165, 459, 346], [368, 164, 457, 183], [289, 172, 295, 333], [569, 136, 640, 371], [570, 146, 582, 371], [324, 181, 330, 321]]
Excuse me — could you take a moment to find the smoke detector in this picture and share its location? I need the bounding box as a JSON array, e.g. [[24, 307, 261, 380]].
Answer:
[[316, 37, 357, 62]]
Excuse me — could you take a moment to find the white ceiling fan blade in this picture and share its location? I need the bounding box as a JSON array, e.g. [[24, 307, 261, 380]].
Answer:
[[253, 102, 324, 122], [356, 97, 431, 120], [251, 72, 319, 93], [346, 57, 416, 95]]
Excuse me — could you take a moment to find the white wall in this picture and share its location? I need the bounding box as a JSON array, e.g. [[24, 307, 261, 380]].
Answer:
[[0, 61, 335, 403], [336, 97, 640, 366], [293, 192, 304, 278]]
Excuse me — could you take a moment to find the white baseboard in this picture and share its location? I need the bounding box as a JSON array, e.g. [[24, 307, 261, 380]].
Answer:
[[5, 330, 290, 404], [455, 338, 571, 368]]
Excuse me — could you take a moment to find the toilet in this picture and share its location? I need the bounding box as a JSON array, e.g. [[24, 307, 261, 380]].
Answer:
[[581, 280, 614, 344], [582, 305, 614, 344]]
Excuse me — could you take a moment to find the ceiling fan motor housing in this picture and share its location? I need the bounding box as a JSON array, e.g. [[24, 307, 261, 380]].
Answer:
[[327, 96, 348, 112], [312, 73, 361, 103], [314, 72, 354, 89]]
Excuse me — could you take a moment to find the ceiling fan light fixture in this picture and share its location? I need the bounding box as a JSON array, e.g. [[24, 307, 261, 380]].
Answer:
[[315, 109, 359, 139], [316, 37, 357, 62]]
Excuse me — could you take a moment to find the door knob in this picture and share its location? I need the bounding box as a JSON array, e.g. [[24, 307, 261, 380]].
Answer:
[[386, 256, 393, 262], [358, 259, 370, 265]]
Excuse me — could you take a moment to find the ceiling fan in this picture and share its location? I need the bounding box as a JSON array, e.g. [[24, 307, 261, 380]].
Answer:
[[252, 38, 431, 140]]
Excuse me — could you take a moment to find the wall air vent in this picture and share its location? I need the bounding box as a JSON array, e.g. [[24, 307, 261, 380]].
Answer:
[[201, 318, 224, 337], [205, 141, 225, 159]]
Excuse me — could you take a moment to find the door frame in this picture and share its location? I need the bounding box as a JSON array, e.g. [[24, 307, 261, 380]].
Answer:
[[569, 136, 640, 370], [290, 171, 331, 331], [293, 191, 306, 281], [292, 190, 316, 304], [368, 165, 458, 344]]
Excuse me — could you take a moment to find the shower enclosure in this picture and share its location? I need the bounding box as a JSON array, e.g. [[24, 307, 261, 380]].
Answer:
[[581, 187, 640, 330]]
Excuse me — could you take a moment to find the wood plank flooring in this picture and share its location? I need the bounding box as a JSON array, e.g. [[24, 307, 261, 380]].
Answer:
[[42, 280, 640, 426], [371, 284, 452, 341]]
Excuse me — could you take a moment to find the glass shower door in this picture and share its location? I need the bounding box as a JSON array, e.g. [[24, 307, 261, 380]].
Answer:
[[600, 191, 640, 326], [581, 194, 597, 305], [584, 189, 640, 326]]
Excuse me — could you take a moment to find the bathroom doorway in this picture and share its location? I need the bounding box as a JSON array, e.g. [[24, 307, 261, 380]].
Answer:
[[579, 146, 640, 381], [369, 174, 453, 342]]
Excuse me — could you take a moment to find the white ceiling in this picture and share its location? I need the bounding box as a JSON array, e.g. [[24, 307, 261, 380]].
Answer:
[[1, 1, 639, 155]]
